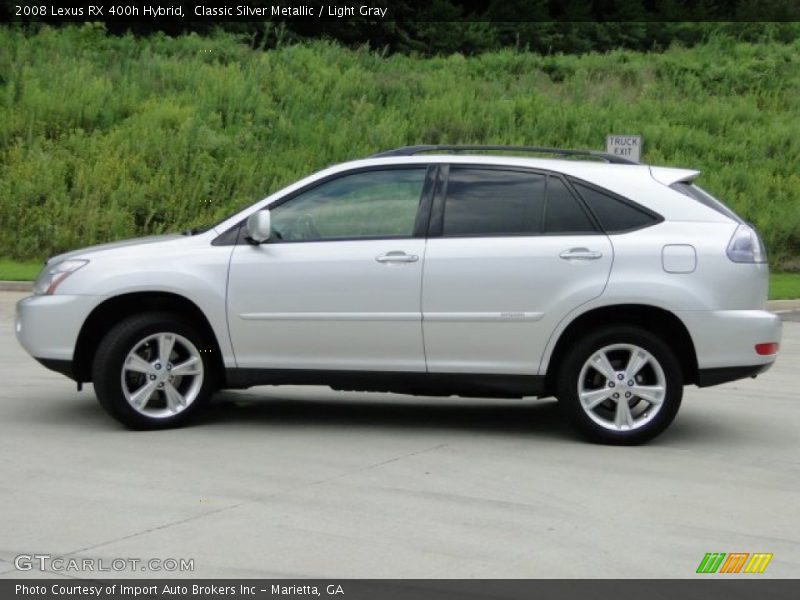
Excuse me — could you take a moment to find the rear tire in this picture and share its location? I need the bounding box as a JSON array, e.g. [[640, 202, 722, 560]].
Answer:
[[92, 312, 216, 429], [556, 325, 682, 445]]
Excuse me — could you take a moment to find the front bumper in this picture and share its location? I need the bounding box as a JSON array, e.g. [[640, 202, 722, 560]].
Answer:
[[15, 294, 104, 363], [34, 357, 77, 380]]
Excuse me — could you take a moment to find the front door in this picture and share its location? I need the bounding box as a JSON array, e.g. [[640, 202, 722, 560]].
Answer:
[[227, 166, 432, 371]]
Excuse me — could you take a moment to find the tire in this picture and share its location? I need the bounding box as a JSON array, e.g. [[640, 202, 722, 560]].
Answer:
[[92, 312, 216, 429], [556, 325, 683, 445]]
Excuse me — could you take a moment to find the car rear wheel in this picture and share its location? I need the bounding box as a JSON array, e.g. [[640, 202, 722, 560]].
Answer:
[[556, 326, 683, 445], [92, 312, 215, 429]]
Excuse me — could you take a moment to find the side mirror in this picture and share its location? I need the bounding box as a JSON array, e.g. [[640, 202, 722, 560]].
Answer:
[[246, 210, 271, 244]]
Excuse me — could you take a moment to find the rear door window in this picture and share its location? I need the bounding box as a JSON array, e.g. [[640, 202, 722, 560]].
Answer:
[[544, 177, 597, 234], [442, 168, 546, 236], [440, 168, 601, 237]]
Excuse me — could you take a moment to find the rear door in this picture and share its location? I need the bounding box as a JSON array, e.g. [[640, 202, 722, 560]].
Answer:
[[421, 165, 613, 375]]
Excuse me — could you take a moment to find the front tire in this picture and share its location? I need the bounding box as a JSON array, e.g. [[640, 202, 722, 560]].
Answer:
[[92, 312, 216, 429], [556, 326, 683, 445]]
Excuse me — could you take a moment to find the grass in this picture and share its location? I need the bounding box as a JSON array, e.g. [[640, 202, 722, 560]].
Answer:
[[0, 25, 799, 268], [769, 272, 800, 301], [1, 258, 798, 300], [0, 259, 42, 281]]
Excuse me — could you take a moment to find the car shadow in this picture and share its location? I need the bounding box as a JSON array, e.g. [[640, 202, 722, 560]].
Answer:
[[192, 388, 574, 440], [32, 387, 730, 445], [657, 410, 754, 446]]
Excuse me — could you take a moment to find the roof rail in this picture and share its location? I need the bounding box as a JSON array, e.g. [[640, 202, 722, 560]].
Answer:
[[370, 144, 639, 165]]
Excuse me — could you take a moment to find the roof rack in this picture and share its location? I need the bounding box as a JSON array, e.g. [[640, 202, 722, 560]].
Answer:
[[371, 144, 639, 165]]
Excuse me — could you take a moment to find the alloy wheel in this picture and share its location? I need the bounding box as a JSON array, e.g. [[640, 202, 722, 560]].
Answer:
[[577, 343, 667, 432], [120, 332, 204, 419]]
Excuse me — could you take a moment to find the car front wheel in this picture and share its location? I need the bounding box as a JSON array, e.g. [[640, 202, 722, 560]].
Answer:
[[92, 312, 215, 429], [556, 326, 683, 445]]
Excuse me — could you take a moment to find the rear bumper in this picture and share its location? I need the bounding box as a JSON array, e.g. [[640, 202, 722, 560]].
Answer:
[[696, 363, 773, 387], [677, 309, 781, 370]]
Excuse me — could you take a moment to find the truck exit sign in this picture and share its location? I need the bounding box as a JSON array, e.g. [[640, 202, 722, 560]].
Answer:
[[605, 135, 642, 163]]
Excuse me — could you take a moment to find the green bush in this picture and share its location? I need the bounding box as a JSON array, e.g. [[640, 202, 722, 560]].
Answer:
[[1, 25, 798, 266]]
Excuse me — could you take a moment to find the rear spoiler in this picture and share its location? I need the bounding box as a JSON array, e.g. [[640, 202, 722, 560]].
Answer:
[[649, 166, 700, 186]]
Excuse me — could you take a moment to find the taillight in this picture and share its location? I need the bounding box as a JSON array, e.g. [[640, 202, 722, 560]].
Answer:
[[755, 343, 779, 356], [727, 224, 767, 263]]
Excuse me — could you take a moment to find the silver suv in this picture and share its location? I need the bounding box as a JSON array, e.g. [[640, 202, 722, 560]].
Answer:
[[15, 146, 782, 444]]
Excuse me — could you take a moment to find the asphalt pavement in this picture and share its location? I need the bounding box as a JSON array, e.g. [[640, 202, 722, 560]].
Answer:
[[0, 291, 798, 579]]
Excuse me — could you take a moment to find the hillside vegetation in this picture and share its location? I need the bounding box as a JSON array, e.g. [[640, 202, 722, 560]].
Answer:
[[1, 25, 798, 265]]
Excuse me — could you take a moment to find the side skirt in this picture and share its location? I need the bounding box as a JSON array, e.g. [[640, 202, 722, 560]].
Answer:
[[224, 368, 546, 399]]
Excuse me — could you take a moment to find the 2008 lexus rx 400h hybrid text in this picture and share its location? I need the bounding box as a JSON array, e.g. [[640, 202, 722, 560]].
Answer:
[[15, 146, 782, 444]]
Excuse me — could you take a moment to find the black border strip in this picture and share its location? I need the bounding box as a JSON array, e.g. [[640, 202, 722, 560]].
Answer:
[[1, 579, 796, 600], [5, 2, 800, 23]]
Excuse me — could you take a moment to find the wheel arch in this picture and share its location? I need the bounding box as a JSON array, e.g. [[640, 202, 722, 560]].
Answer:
[[543, 304, 698, 394], [73, 292, 226, 385]]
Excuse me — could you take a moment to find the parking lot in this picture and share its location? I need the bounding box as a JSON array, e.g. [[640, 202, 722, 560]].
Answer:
[[0, 290, 798, 579]]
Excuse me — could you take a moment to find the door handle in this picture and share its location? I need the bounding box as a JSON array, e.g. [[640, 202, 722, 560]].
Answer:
[[375, 251, 419, 264], [559, 247, 603, 260]]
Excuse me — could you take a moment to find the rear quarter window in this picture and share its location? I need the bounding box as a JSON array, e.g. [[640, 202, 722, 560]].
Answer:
[[570, 180, 662, 233]]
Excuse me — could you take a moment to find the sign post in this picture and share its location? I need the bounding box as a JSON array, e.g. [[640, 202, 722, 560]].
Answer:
[[605, 135, 642, 163]]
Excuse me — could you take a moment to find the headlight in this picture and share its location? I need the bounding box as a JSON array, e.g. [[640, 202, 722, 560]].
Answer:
[[726, 224, 767, 264], [33, 259, 89, 295]]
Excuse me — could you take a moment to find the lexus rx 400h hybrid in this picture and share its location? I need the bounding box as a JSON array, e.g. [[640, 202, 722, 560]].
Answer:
[[15, 146, 782, 444]]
